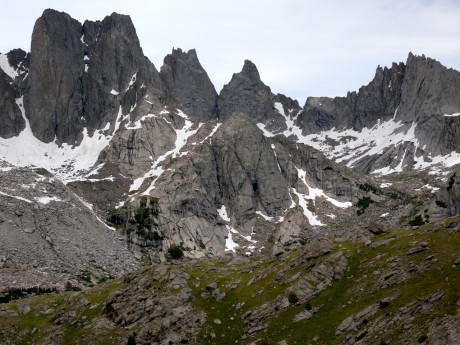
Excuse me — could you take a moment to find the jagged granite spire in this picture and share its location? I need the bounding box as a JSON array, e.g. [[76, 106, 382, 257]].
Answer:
[[297, 61, 406, 134], [160, 48, 217, 119], [24, 9, 162, 144], [216, 60, 278, 122]]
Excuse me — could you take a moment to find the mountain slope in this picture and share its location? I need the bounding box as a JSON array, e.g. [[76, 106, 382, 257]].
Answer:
[[2, 216, 460, 344]]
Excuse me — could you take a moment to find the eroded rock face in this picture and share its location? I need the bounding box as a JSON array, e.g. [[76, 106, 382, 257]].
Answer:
[[25, 9, 85, 144], [24, 9, 163, 145], [295, 53, 460, 173], [115, 113, 363, 259], [161, 48, 217, 119], [0, 48, 29, 138]]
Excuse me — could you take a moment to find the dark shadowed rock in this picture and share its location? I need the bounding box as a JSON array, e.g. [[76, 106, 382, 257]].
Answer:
[[160, 48, 217, 119], [25, 9, 85, 144], [0, 69, 24, 138], [24, 9, 163, 144]]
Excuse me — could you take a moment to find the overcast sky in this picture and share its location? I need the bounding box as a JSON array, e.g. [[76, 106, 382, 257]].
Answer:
[[1, 0, 459, 104]]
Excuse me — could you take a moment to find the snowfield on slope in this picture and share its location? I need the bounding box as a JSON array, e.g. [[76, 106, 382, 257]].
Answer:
[[257, 103, 460, 176], [0, 99, 124, 183]]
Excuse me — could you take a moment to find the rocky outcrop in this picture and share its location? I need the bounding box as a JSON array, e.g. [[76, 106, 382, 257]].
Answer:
[[0, 48, 29, 138], [104, 265, 205, 345], [160, 48, 217, 119], [24, 9, 85, 144], [295, 53, 460, 174]]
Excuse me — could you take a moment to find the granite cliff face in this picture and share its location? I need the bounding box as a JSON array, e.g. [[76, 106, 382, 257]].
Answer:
[[24, 9, 163, 145], [0, 49, 28, 138], [160, 48, 217, 119]]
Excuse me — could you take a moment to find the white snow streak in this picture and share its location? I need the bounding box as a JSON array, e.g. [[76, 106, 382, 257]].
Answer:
[[291, 187, 324, 226], [224, 225, 257, 254], [296, 167, 352, 209], [198, 123, 221, 144], [130, 110, 202, 194], [126, 73, 137, 91], [0, 191, 32, 203], [225, 226, 239, 252]]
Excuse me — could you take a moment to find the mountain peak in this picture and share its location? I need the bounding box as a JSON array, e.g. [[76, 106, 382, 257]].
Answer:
[[240, 59, 261, 82], [160, 47, 217, 119]]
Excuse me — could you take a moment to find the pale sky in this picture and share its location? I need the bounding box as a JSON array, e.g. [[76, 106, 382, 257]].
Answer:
[[1, 0, 459, 105]]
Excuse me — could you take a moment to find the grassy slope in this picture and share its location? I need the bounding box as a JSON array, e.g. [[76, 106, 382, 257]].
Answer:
[[1, 216, 460, 344]]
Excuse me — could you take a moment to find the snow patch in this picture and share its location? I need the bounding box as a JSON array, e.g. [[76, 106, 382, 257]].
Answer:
[[443, 113, 460, 117], [0, 53, 18, 79], [256, 123, 276, 137], [255, 210, 275, 222], [126, 73, 137, 91], [110, 89, 119, 95], [291, 188, 324, 226], [296, 167, 352, 209], [125, 113, 158, 130], [260, 105, 459, 175], [224, 225, 257, 254], [225, 225, 239, 252], [415, 184, 440, 193], [198, 123, 221, 144], [218, 205, 230, 222], [36, 196, 62, 204]]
